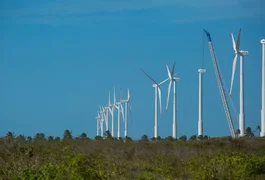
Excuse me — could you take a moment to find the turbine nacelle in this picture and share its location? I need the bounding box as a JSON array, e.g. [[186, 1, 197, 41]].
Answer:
[[198, 69, 206, 73], [173, 77, 180, 81], [239, 50, 248, 56]]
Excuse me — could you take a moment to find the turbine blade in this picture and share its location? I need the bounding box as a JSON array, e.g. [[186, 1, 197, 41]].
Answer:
[[108, 89, 111, 106], [236, 28, 241, 52], [102, 109, 106, 120], [140, 68, 159, 85], [166, 65, 172, 80], [231, 33, 237, 52], [108, 107, 113, 116], [127, 89, 130, 101], [166, 80, 172, 111], [229, 54, 238, 97], [157, 86, 162, 117], [129, 103, 132, 124], [121, 103, 125, 121], [171, 61, 176, 77], [158, 72, 178, 86], [114, 104, 119, 109], [120, 88, 122, 102], [113, 87, 116, 104], [159, 77, 169, 86]]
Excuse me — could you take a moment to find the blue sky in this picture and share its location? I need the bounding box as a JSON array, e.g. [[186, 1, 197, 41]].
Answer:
[[0, 0, 264, 139]]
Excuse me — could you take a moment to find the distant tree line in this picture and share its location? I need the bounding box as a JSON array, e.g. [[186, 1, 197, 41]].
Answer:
[[3, 126, 260, 143]]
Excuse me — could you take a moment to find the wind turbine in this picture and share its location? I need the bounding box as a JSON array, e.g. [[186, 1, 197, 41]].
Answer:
[[99, 106, 105, 137], [103, 105, 109, 132], [140, 68, 169, 139], [108, 87, 118, 137], [122, 89, 132, 138], [261, 39, 265, 137], [198, 69, 206, 137], [96, 111, 100, 136], [116, 89, 125, 139], [165, 62, 180, 139], [229, 28, 248, 137]]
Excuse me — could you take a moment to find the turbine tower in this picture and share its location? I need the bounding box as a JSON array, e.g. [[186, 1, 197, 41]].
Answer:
[[96, 112, 100, 136], [99, 106, 105, 137], [103, 105, 109, 132], [116, 89, 125, 139], [165, 62, 180, 139], [140, 68, 169, 139], [229, 28, 248, 137], [122, 89, 132, 138], [108, 88, 118, 137], [198, 68, 206, 137], [261, 39, 265, 137]]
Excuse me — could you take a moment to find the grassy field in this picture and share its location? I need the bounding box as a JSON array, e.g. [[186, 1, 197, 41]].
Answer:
[[1, 133, 265, 180]]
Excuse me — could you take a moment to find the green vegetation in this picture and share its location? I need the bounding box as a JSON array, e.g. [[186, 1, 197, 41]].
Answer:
[[1, 129, 265, 179]]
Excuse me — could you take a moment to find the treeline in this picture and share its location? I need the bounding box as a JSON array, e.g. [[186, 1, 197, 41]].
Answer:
[[3, 126, 257, 143]]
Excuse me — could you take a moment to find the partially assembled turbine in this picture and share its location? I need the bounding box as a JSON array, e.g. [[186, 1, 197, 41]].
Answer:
[[229, 28, 248, 137]]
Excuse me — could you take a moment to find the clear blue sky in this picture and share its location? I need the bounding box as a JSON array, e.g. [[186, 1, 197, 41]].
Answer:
[[0, 0, 264, 139]]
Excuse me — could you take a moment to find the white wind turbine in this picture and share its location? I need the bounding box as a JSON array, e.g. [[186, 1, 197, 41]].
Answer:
[[102, 105, 109, 132], [108, 87, 118, 137], [116, 89, 125, 139], [229, 28, 248, 137], [261, 39, 265, 137], [165, 62, 180, 139], [122, 89, 132, 138], [140, 68, 169, 139], [99, 106, 105, 137], [96, 111, 100, 136], [197, 68, 206, 137]]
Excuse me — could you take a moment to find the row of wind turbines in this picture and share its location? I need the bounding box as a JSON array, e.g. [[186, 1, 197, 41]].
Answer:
[[95, 29, 265, 139], [140, 28, 265, 139], [96, 88, 132, 139]]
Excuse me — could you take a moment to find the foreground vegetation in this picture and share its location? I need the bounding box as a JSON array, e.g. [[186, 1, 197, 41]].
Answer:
[[1, 130, 265, 180]]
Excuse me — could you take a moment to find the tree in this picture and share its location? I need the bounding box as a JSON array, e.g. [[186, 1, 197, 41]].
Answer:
[[79, 133, 87, 140], [256, 125, 261, 135], [17, 134, 26, 142], [104, 130, 113, 139], [124, 136, 132, 142], [204, 135, 209, 140], [141, 135, 149, 141], [245, 127, 255, 137], [54, 136, 61, 141], [27, 136, 32, 142], [63, 129, 73, 140], [47, 136, 54, 141], [179, 135, 187, 141], [197, 135, 203, 140], [151, 136, 161, 141], [189, 135, 197, 141], [255, 125, 261, 137], [235, 129, 240, 137], [94, 136, 103, 140], [34, 133, 45, 141], [165, 136, 174, 141], [6, 131, 15, 139]]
